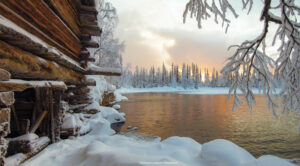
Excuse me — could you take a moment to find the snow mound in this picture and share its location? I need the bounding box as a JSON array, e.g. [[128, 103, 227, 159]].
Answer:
[[114, 91, 128, 102], [61, 113, 83, 130], [242, 155, 296, 166], [200, 139, 255, 166], [112, 104, 121, 110], [100, 106, 125, 123]]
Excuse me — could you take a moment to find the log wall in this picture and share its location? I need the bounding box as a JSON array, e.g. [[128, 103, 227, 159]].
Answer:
[[0, 41, 85, 84]]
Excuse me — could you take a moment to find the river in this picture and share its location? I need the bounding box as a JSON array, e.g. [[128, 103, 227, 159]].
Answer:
[[119, 93, 300, 159]]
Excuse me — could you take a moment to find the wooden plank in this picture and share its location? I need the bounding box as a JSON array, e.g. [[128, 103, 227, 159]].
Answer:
[[47, 0, 81, 37], [11, 105, 20, 134], [0, 41, 85, 84], [49, 89, 55, 143], [0, 68, 11, 81], [29, 110, 48, 133], [0, 1, 81, 60]]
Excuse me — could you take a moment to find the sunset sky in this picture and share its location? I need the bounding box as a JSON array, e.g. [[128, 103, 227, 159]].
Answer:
[[110, 0, 273, 71]]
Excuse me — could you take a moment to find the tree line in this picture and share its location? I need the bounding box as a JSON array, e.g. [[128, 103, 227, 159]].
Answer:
[[119, 63, 242, 89]]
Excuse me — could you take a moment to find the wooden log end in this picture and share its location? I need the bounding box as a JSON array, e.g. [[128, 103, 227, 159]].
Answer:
[[0, 69, 11, 81]]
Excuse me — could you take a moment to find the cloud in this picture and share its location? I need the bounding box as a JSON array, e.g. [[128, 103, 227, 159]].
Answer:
[[110, 0, 267, 71]]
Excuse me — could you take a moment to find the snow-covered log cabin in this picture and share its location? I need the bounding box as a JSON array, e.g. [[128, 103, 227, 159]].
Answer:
[[0, 0, 121, 165]]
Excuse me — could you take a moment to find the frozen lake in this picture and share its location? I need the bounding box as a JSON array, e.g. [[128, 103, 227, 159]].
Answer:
[[119, 93, 300, 159]]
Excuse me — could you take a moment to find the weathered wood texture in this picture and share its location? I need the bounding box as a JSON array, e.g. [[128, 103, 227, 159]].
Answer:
[[81, 25, 102, 36], [80, 13, 97, 26], [0, 0, 81, 58], [53, 91, 64, 142], [67, 86, 90, 95], [0, 25, 85, 74], [0, 69, 11, 81], [82, 41, 99, 48], [101, 91, 115, 106], [69, 94, 93, 105], [81, 0, 96, 7], [0, 41, 85, 84], [68, 78, 96, 87], [80, 5, 98, 15], [0, 108, 11, 166], [0, 92, 15, 106], [7, 135, 50, 157], [46, 0, 81, 37], [85, 70, 122, 76], [0, 80, 67, 92]]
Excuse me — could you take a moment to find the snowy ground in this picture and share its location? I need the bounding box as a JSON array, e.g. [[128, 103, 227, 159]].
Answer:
[[20, 107, 296, 166], [17, 91, 296, 166], [116, 87, 279, 95], [10, 83, 294, 166]]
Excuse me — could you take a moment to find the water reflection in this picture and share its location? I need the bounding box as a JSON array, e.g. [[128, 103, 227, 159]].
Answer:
[[119, 93, 300, 158]]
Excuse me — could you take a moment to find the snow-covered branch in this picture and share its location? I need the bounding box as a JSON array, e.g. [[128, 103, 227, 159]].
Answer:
[[184, 0, 300, 124]]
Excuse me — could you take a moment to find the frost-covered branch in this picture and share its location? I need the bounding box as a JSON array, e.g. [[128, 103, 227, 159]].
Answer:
[[184, 0, 300, 126]]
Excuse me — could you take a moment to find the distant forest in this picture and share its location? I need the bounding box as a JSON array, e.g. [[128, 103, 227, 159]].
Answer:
[[118, 63, 278, 89]]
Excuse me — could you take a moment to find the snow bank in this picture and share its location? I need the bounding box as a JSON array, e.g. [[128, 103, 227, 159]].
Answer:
[[21, 78, 294, 166], [200, 139, 255, 166], [242, 155, 296, 166]]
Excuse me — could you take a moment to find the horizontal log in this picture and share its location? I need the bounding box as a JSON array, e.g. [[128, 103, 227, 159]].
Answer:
[[80, 21, 98, 27], [67, 78, 96, 87], [0, 79, 67, 92], [47, 0, 81, 36], [82, 41, 99, 48], [79, 50, 90, 58], [68, 94, 92, 105], [80, 34, 91, 41], [67, 86, 90, 95], [0, 68, 11, 81], [85, 70, 122, 76], [80, 58, 95, 62], [80, 5, 98, 15], [81, 0, 96, 7], [81, 25, 102, 36], [0, 1, 80, 60], [0, 41, 85, 84], [80, 13, 97, 26], [0, 92, 15, 106], [0, 25, 85, 74]]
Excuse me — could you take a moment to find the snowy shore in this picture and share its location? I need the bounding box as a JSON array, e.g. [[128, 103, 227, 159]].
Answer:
[[116, 87, 279, 95], [16, 84, 295, 166], [20, 107, 296, 166]]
